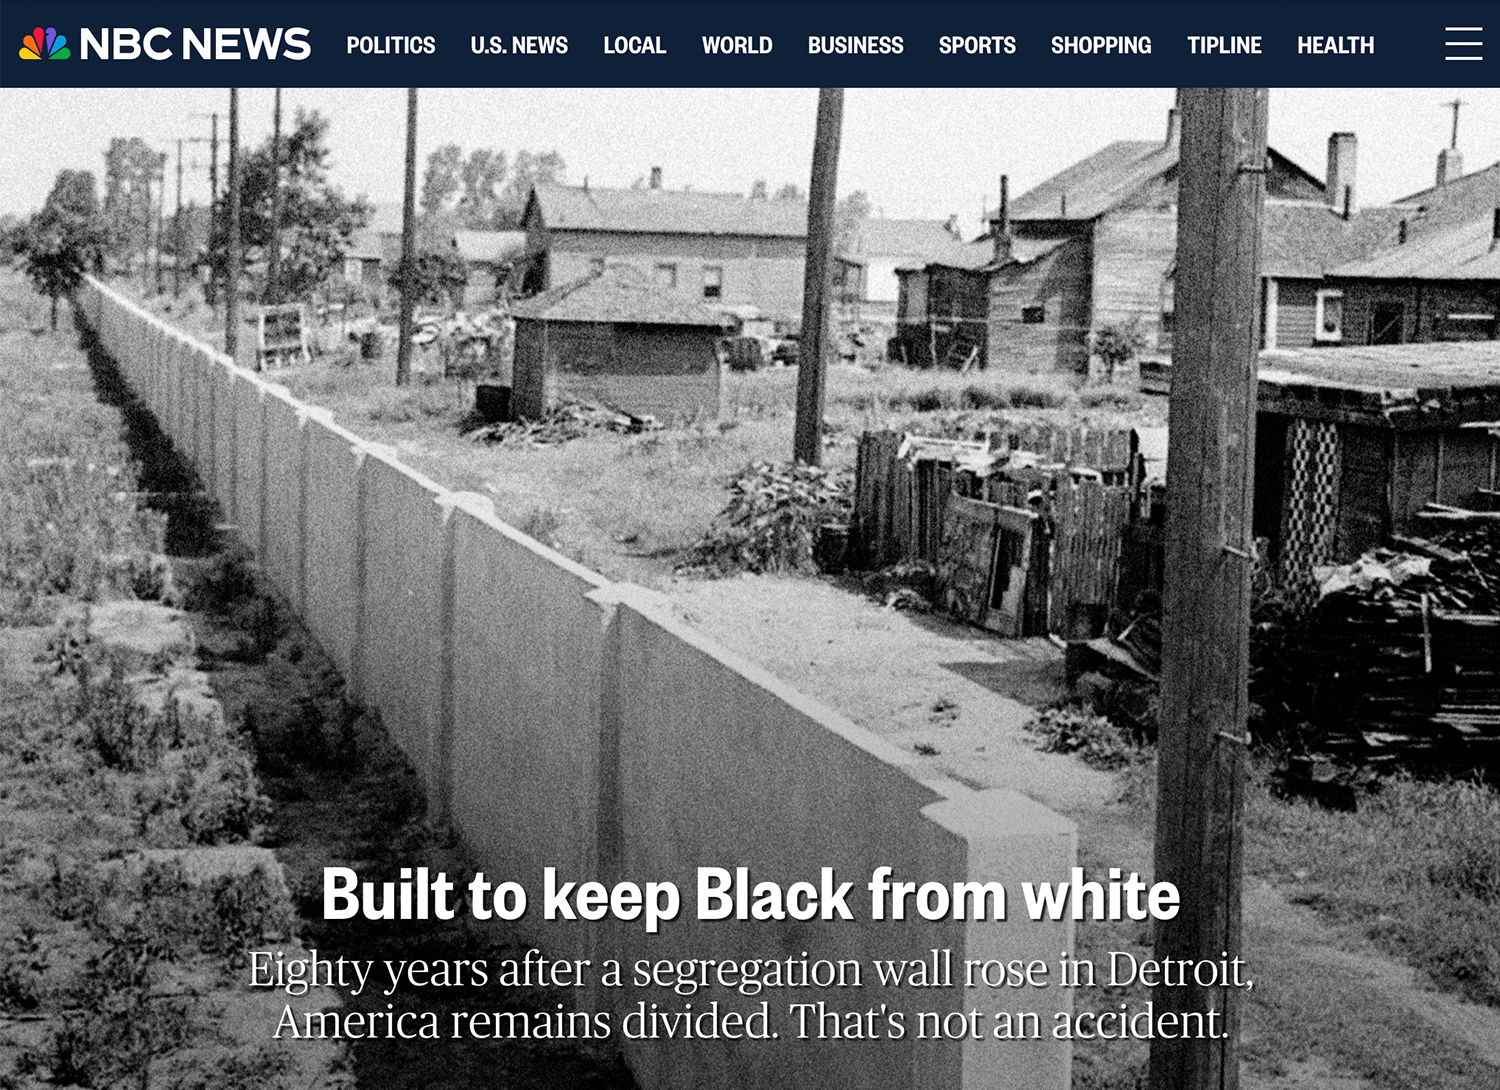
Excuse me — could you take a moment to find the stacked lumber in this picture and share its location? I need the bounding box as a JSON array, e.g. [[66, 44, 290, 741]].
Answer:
[[1313, 520, 1500, 768]]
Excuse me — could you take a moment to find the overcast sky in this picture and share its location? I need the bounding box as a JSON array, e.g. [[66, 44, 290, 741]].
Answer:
[[3, 87, 1497, 232]]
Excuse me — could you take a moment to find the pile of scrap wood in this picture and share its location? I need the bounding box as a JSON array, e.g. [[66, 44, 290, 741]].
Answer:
[[1312, 516, 1500, 768], [464, 401, 661, 446]]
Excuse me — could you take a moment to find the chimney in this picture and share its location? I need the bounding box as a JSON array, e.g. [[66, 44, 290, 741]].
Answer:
[[1165, 106, 1180, 148], [1326, 132, 1357, 216], [649, 166, 663, 189], [1436, 147, 1464, 187], [993, 174, 1012, 263]]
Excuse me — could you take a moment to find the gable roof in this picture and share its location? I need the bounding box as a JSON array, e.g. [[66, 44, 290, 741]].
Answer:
[[1011, 140, 1175, 222], [530, 183, 807, 239], [1006, 139, 1321, 224], [1261, 201, 1408, 279], [1331, 213, 1500, 280], [510, 264, 732, 327]]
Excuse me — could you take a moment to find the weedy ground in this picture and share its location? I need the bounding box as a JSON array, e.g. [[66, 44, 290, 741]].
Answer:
[[0, 274, 635, 1089]]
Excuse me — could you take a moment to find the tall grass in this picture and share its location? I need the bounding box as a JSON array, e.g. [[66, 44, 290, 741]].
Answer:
[[1248, 773, 1500, 1007]]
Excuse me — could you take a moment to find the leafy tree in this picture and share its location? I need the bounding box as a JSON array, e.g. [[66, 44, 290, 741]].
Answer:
[[22, 169, 107, 328], [1092, 318, 1147, 384], [211, 108, 372, 301], [834, 189, 872, 253], [500, 149, 565, 219], [389, 243, 468, 309], [102, 137, 162, 266], [774, 182, 805, 201], [420, 143, 464, 215], [457, 149, 507, 228], [749, 179, 769, 200]]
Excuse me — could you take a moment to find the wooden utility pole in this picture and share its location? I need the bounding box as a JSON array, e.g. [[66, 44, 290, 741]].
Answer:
[[138, 176, 151, 295], [395, 87, 419, 387], [267, 88, 284, 304], [226, 88, 243, 362], [154, 154, 166, 294], [207, 112, 219, 306], [793, 87, 844, 466], [1149, 87, 1266, 1090], [174, 139, 183, 297]]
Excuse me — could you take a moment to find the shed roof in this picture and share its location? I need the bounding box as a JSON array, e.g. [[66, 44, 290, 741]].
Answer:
[[1261, 200, 1408, 279], [1258, 340, 1500, 426], [530, 182, 807, 239], [1330, 213, 1500, 281], [510, 265, 733, 327]]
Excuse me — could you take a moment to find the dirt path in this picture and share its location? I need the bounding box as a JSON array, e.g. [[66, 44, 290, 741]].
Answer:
[[663, 573, 1500, 1090], [665, 573, 1117, 812]]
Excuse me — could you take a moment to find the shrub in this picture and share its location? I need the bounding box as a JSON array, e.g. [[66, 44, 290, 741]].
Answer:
[[1025, 705, 1145, 770]]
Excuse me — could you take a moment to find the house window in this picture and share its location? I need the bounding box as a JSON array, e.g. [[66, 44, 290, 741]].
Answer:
[[1021, 304, 1045, 324], [588, 257, 606, 276], [343, 258, 361, 284], [655, 263, 678, 289], [703, 265, 723, 299], [1314, 289, 1344, 342]]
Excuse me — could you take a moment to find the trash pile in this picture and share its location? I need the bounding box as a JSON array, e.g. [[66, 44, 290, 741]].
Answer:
[[1318, 526, 1500, 613], [681, 461, 853, 577], [347, 309, 514, 378], [463, 402, 662, 447]]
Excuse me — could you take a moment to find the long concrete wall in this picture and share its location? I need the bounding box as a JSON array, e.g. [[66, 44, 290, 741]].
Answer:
[[77, 278, 1077, 1090]]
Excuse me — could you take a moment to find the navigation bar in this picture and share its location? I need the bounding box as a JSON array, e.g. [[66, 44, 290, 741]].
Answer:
[[5, 0, 1493, 87]]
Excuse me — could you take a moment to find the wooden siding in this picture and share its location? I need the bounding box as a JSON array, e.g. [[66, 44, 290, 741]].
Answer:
[[1389, 427, 1500, 530], [1334, 424, 1389, 559], [1271, 277, 1318, 348], [512, 318, 723, 422], [987, 234, 1092, 374], [1091, 209, 1175, 342], [546, 229, 805, 319], [1337, 280, 1500, 346]]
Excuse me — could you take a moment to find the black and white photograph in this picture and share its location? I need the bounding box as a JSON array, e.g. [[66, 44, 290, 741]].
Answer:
[[1, 77, 1499, 1090]]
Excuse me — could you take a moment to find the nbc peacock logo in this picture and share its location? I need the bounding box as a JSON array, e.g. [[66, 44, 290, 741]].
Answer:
[[20, 26, 69, 59]]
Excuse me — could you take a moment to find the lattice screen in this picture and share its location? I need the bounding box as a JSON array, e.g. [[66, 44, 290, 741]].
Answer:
[[1279, 419, 1341, 615]]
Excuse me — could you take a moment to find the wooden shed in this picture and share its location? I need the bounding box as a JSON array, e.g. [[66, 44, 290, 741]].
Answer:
[[510, 265, 731, 422], [1253, 340, 1500, 610]]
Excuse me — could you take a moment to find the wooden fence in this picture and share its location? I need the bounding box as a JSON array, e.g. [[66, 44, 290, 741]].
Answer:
[[854, 428, 1157, 637]]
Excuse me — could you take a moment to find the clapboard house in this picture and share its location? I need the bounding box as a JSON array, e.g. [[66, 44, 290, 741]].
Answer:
[[1253, 339, 1500, 609], [1326, 210, 1500, 346], [520, 172, 808, 322], [509, 264, 731, 422], [984, 111, 1403, 373]]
